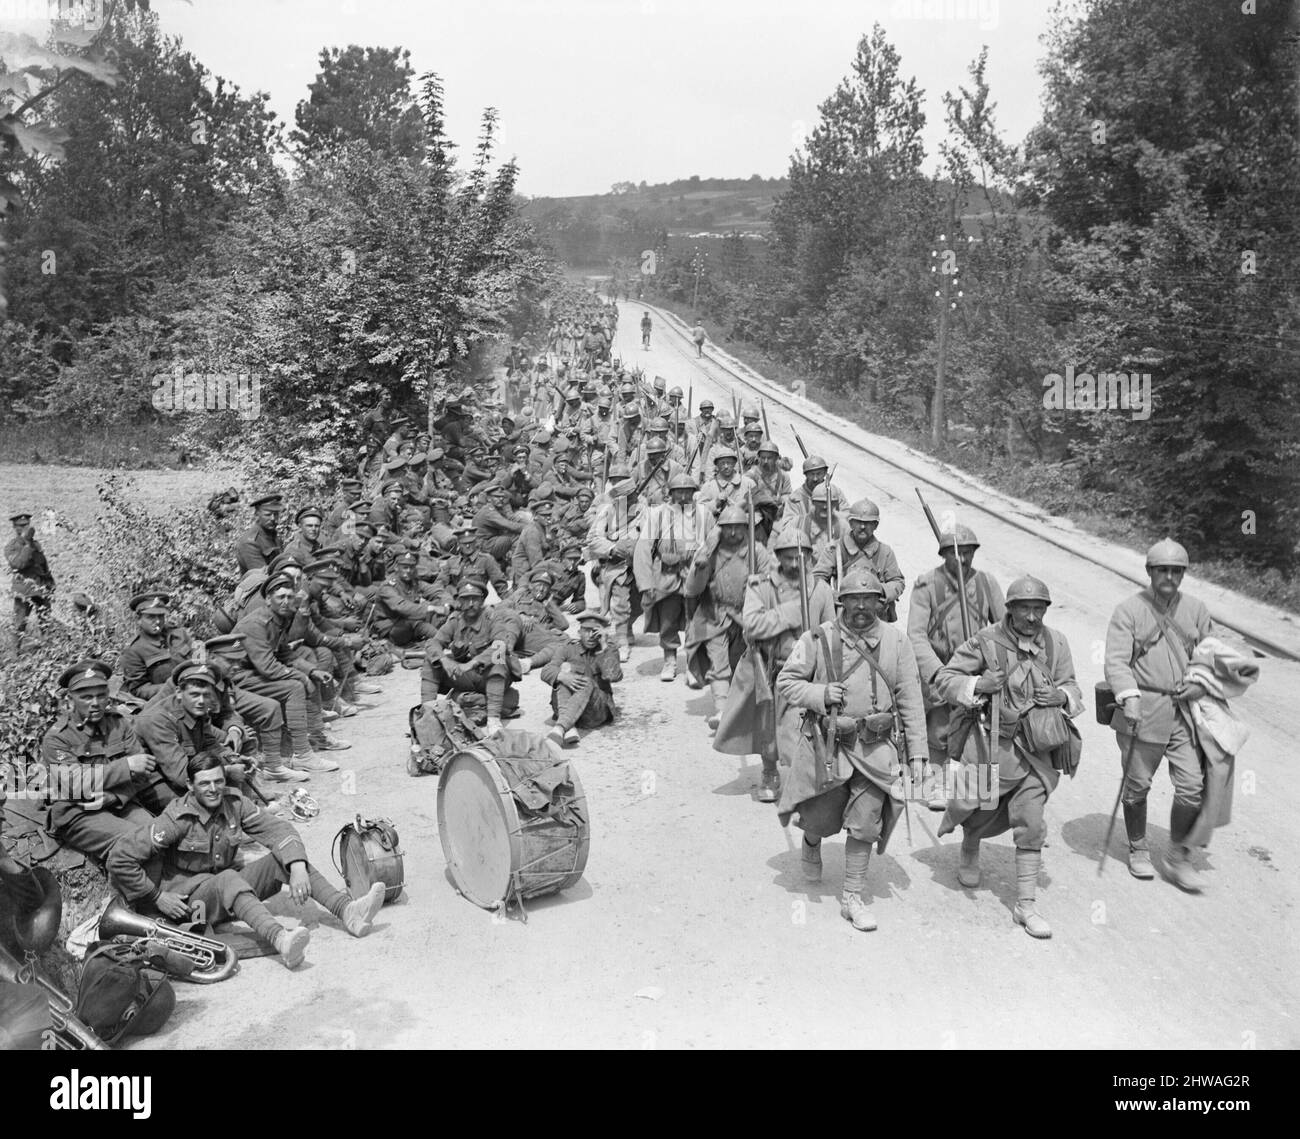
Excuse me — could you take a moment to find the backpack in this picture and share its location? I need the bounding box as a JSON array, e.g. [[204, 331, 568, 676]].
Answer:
[[75, 940, 176, 1045], [407, 696, 483, 776]]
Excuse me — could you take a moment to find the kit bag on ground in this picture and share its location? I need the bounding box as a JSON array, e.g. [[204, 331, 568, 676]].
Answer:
[[74, 940, 175, 1045]]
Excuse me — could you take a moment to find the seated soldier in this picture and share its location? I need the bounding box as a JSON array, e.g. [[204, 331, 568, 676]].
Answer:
[[504, 567, 571, 655], [372, 551, 446, 646], [108, 751, 385, 971], [135, 662, 257, 802], [40, 660, 163, 861], [543, 540, 589, 614], [523, 610, 622, 748], [420, 580, 523, 735], [118, 591, 194, 701]]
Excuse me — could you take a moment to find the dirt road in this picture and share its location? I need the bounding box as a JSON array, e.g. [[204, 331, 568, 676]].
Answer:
[[9, 323, 1294, 1049]]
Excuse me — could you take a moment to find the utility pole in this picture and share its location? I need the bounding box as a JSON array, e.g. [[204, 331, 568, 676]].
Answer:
[[929, 216, 966, 449], [691, 247, 706, 319]]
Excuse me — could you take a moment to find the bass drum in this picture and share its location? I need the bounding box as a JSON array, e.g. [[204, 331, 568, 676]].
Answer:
[[436, 746, 589, 910]]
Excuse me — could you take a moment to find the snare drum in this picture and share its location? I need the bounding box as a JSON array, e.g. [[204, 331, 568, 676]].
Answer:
[[332, 815, 405, 904], [436, 746, 589, 910]]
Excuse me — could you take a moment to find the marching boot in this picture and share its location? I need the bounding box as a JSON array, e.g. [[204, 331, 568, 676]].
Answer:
[[801, 835, 822, 881], [840, 839, 877, 931], [616, 634, 631, 663], [660, 649, 678, 682], [1012, 848, 1051, 939], [1122, 800, 1154, 879], [957, 833, 981, 888], [706, 679, 730, 730], [757, 759, 780, 803], [924, 762, 947, 811], [1166, 801, 1204, 892]]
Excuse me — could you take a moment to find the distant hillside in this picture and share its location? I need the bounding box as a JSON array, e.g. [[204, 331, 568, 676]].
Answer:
[[522, 175, 788, 267]]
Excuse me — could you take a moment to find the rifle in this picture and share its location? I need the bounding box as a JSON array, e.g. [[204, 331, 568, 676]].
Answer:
[[792, 427, 808, 459], [760, 398, 771, 442], [830, 473, 843, 584], [731, 388, 740, 427], [746, 490, 756, 576], [687, 384, 693, 419]]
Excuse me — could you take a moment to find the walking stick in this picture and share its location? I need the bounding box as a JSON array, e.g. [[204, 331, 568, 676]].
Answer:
[[1098, 732, 1139, 876]]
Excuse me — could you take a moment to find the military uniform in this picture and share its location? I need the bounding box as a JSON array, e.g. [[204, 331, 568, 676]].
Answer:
[[420, 587, 524, 719], [632, 495, 706, 677], [372, 561, 443, 646], [5, 514, 54, 638], [119, 620, 195, 700], [229, 602, 326, 759], [135, 691, 238, 796], [233, 521, 280, 574], [585, 484, 644, 657], [813, 533, 905, 618]]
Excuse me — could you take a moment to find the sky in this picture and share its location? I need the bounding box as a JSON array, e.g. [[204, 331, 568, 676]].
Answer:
[[54, 0, 1063, 196]]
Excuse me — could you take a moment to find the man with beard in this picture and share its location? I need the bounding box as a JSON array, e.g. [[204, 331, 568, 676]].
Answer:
[[789, 456, 830, 518], [282, 506, 324, 566], [234, 493, 283, 574], [746, 440, 789, 510], [634, 472, 706, 682], [372, 551, 444, 646], [935, 575, 1082, 939], [729, 527, 837, 799], [907, 525, 1005, 810], [633, 435, 677, 507], [795, 482, 844, 564], [683, 503, 770, 730], [814, 498, 905, 621], [230, 574, 346, 776], [1103, 538, 1216, 889], [695, 448, 755, 520], [40, 660, 162, 860], [118, 592, 195, 700], [420, 580, 524, 736], [777, 571, 929, 931]]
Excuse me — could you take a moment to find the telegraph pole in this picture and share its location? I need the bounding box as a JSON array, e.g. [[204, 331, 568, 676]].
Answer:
[[691, 247, 706, 319], [929, 222, 966, 449]]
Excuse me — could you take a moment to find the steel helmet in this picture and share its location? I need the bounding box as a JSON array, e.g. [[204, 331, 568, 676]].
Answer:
[[757, 438, 780, 456], [712, 446, 738, 463], [608, 463, 632, 480], [699, 398, 715, 411], [837, 569, 886, 599], [668, 471, 699, 492], [802, 455, 828, 474], [1145, 537, 1189, 568], [1005, 575, 1052, 606], [653, 375, 666, 392], [847, 498, 880, 523], [938, 525, 980, 552], [772, 525, 813, 552], [621, 404, 642, 420], [741, 402, 760, 420], [668, 386, 683, 398], [742, 422, 763, 436], [645, 436, 669, 454], [812, 484, 844, 507], [648, 417, 670, 433], [716, 411, 736, 428], [718, 505, 751, 526]]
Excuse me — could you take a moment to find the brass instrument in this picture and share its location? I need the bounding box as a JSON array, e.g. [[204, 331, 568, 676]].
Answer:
[[11, 866, 62, 955], [0, 943, 108, 1050], [98, 898, 238, 984]]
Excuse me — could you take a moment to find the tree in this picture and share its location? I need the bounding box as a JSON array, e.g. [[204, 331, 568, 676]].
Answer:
[[291, 45, 425, 160]]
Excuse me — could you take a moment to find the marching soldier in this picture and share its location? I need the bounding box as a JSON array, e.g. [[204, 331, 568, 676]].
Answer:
[[420, 580, 524, 735], [683, 502, 770, 711], [739, 422, 765, 471], [40, 660, 162, 861], [6, 510, 54, 650], [796, 482, 844, 563], [907, 525, 1004, 810], [749, 441, 791, 508], [695, 448, 755, 519], [109, 751, 386, 970], [634, 435, 677, 507], [633, 472, 706, 682], [719, 526, 836, 800], [789, 456, 829, 517], [234, 493, 283, 574], [586, 465, 644, 662], [776, 571, 929, 930], [935, 575, 1083, 939], [688, 397, 718, 448], [813, 498, 905, 621], [1103, 538, 1216, 888], [524, 610, 624, 748], [119, 592, 195, 700]]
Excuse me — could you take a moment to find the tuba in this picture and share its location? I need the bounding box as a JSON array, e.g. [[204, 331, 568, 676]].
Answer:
[[0, 943, 108, 1050], [98, 898, 238, 984]]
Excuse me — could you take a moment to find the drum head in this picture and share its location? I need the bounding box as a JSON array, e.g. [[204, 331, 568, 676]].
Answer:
[[436, 749, 519, 908]]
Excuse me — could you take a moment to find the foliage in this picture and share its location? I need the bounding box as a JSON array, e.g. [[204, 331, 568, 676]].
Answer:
[[292, 44, 425, 160]]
